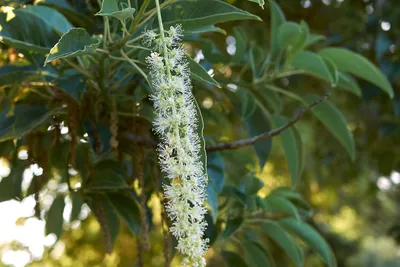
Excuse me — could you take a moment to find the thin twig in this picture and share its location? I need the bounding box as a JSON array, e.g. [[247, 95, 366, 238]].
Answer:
[[206, 94, 329, 153], [120, 95, 329, 152], [120, 49, 148, 81]]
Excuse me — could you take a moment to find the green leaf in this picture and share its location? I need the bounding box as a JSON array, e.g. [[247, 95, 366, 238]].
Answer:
[[278, 22, 300, 50], [107, 192, 141, 235], [187, 56, 220, 87], [87, 193, 120, 253], [278, 22, 307, 56], [232, 26, 248, 64], [38, 0, 95, 28], [291, 51, 335, 86], [248, 0, 265, 8], [292, 127, 305, 180], [201, 39, 230, 64], [268, 187, 302, 199], [96, 0, 136, 21], [50, 142, 69, 170], [0, 140, 15, 158], [261, 220, 303, 266], [251, 87, 282, 114], [319, 48, 393, 98], [0, 165, 25, 203], [0, 65, 57, 87], [306, 34, 325, 46], [0, 9, 59, 53], [207, 152, 225, 192], [46, 195, 65, 239], [245, 103, 272, 169], [193, 96, 209, 218], [56, 71, 86, 103], [193, 96, 207, 181], [244, 241, 275, 267], [183, 26, 226, 36], [280, 218, 337, 267], [249, 42, 265, 80], [221, 216, 244, 240], [22, 5, 73, 34], [45, 28, 100, 65], [323, 57, 339, 86], [222, 251, 249, 267], [70, 192, 84, 222], [264, 195, 300, 220], [336, 72, 362, 97], [272, 115, 303, 187], [87, 160, 129, 190], [269, 0, 286, 57], [0, 105, 57, 142], [206, 183, 218, 222], [239, 174, 264, 195], [303, 95, 355, 160], [160, 0, 261, 30]]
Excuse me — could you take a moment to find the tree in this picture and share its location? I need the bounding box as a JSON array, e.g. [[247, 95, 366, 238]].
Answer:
[[0, 0, 397, 266]]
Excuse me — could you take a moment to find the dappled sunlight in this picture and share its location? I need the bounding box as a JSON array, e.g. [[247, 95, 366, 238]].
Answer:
[[329, 206, 362, 240]]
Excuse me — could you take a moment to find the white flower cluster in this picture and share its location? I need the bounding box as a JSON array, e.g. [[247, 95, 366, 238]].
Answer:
[[145, 25, 209, 267]]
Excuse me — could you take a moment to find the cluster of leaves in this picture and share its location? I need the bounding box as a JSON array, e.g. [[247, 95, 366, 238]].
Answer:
[[0, 0, 394, 266]]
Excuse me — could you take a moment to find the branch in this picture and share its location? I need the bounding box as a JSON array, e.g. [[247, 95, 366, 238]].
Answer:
[[206, 94, 329, 153]]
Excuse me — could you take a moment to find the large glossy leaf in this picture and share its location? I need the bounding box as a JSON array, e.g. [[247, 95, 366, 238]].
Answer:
[[221, 216, 243, 240], [45, 28, 100, 64], [70, 192, 84, 222], [277, 22, 307, 56], [38, 0, 94, 28], [183, 26, 226, 36], [0, 105, 57, 142], [291, 51, 335, 86], [107, 192, 141, 235], [0, 65, 57, 87], [336, 72, 362, 97], [87, 193, 120, 253], [96, 0, 136, 21], [244, 241, 274, 267], [303, 95, 355, 160], [249, 42, 265, 80], [272, 115, 303, 187], [0, 10, 59, 52], [268, 187, 302, 199], [269, 0, 286, 57], [232, 26, 248, 64], [280, 218, 337, 267], [239, 174, 264, 195], [46, 195, 65, 240], [56, 71, 86, 103], [49, 142, 69, 171], [22, 5, 73, 34], [319, 48, 393, 98], [264, 195, 300, 220], [187, 56, 220, 87], [245, 103, 272, 169], [160, 0, 260, 30], [261, 220, 303, 266], [206, 150, 224, 220], [248, 0, 265, 8], [207, 152, 225, 193], [87, 160, 129, 190], [193, 96, 208, 183]]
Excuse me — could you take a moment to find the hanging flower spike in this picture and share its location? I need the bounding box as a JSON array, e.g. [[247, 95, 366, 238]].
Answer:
[[145, 25, 209, 267]]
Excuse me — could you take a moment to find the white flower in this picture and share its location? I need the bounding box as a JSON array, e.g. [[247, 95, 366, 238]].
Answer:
[[145, 25, 208, 266]]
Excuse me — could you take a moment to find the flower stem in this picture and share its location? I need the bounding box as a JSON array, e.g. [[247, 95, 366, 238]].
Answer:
[[155, 0, 171, 80]]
